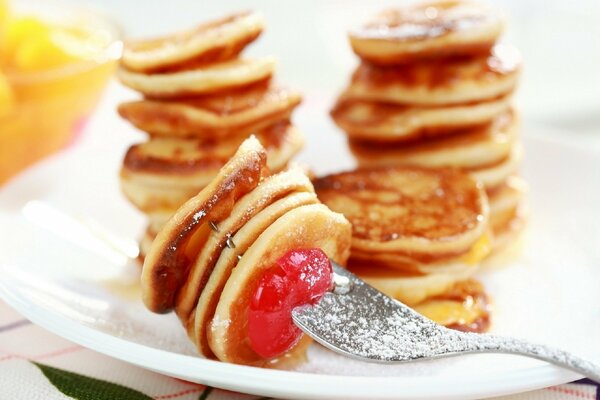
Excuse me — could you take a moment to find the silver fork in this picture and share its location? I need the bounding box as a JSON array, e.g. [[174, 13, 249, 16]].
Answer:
[[292, 263, 600, 382]]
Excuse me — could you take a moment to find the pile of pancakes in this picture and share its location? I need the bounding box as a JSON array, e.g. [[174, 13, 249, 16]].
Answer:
[[116, 11, 304, 259], [315, 166, 492, 332], [142, 137, 351, 365], [331, 0, 526, 252]]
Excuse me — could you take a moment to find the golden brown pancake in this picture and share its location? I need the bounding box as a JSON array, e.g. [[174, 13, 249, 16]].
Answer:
[[141, 136, 268, 313], [470, 143, 522, 190], [209, 204, 352, 365], [349, 110, 517, 169], [121, 11, 264, 73], [139, 225, 157, 263], [174, 167, 314, 335], [118, 82, 301, 138], [344, 43, 521, 106], [331, 94, 511, 143], [348, 261, 479, 305], [193, 191, 319, 356], [120, 123, 304, 213], [314, 167, 489, 273], [349, 0, 504, 65], [414, 279, 490, 332], [349, 261, 490, 332], [118, 57, 276, 99], [487, 176, 527, 250]]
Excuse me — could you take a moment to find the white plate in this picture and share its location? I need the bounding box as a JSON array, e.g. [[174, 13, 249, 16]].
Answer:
[[0, 92, 599, 399]]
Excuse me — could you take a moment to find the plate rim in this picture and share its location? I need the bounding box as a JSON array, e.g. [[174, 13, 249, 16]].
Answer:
[[0, 131, 595, 399], [0, 268, 581, 400]]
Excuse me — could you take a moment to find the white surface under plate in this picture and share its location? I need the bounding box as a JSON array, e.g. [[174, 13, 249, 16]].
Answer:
[[0, 100, 599, 399]]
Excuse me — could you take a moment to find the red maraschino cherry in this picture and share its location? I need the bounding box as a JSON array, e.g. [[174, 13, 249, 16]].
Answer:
[[248, 248, 333, 359]]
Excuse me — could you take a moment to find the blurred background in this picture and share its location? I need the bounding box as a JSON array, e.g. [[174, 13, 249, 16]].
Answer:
[[82, 0, 600, 139], [1, 0, 599, 184]]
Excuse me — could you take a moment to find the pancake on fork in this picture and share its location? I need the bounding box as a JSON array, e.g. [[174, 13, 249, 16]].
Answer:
[[142, 137, 352, 365], [331, 94, 511, 143], [209, 203, 351, 364], [142, 137, 268, 313], [120, 122, 304, 214], [118, 81, 301, 138], [349, 0, 504, 65], [121, 11, 265, 73], [344, 43, 521, 106]]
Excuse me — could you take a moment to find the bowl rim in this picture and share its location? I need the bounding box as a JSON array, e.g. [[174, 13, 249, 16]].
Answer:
[[4, 0, 124, 85]]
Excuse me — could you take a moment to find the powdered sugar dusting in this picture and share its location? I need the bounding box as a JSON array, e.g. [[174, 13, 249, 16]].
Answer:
[[292, 264, 600, 380]]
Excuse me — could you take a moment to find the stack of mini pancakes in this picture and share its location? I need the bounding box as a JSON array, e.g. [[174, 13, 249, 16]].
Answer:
[[116, 12, 304, 259], [331, 0, 526, 251], [142, 137, 351, 365], [315, 166, 492, 332]]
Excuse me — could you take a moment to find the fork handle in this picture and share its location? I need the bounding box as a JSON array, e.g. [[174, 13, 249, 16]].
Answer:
[[459, 332, 600, 382]]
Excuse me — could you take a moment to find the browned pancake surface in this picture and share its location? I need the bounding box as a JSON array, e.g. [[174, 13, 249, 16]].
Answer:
[[118, 82, 301, 138], [350, 0, 503, 64], [122, 11, 263, 73], [141, 137, 268, 313], [315, 167, 485, 242], [123, 121, 292, 176]]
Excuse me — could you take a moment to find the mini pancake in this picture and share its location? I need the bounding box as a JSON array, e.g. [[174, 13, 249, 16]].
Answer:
[[209, 203, 351, 365], [147, 208, 177, 234], [121, 11, 264, 73], [349, 0, 504, 65], [314, 167, 489, 274], [470, 143, 522, 190], [141, 136, 268, 313], [139, 225, 157, 263], [118, 83, 301, 138], [193, 191, 319, 357], [349, 110, 518, 169], [174, 167, 314, 335], [331, 95, 511, 143], [344, 43, 521, 106], [120, 123, 304, 213], [348, 261, 478, 306], [487, 176, 527, 249], [349, 261, 490, 332], [117, 57, 276, 99], [413, 279, 490, 332]]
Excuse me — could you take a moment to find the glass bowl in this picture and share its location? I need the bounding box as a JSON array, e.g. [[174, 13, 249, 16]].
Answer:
[[0, 0, 122, 184]]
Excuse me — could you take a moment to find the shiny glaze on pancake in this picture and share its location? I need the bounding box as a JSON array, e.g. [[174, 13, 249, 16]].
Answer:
[[118, 82, 301, 138], [345, 43, 521, 105], [193, 191, 319, 357], [122, 11, 264, 73], [174, 168, 314, 335], [331, 94, 511, 143], [348, 110, 517, 169], [348, 262, 488, 331], [209, 204, 351, 365], [415, 278, 490, 332], [141, 137, 267, 313], [349, 0, 504, 65], [314, 167, 489, 267]]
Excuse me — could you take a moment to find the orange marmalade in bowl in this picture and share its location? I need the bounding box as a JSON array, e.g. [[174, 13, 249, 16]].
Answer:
[[0, 0, 121, 184]]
